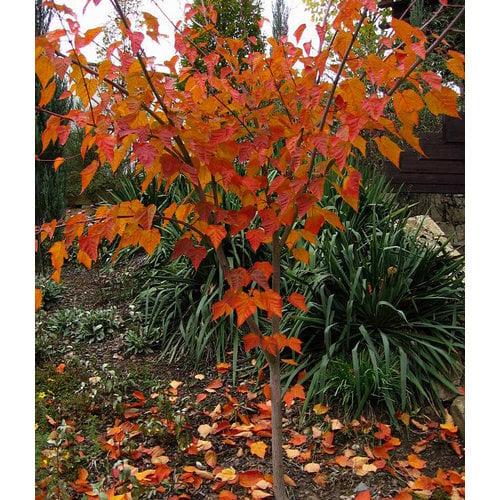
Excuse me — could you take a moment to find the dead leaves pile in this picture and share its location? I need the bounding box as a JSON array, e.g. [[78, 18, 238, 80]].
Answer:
[[36, 363, 464, 499]]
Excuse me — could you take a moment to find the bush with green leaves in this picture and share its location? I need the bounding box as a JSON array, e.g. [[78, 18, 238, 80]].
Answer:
[[113, 163, 464, 417], [278, 167, 464, 420]]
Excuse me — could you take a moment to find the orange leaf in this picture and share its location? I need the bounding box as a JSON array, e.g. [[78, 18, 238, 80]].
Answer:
[[238, 470, 264, 488], [424, 87, 459, 118], [288, 292, 308, 312], [249, 441, 267, 459], [205, 450, 217, 468], [206, 225, 227, 250], [313, 404, 329, 415], [205, 378, 223, 392], [55, 363, 66, 374], [283, 384, 306, 408], [39, 79, 56, 107], [53, 157, 65, 171], [354, 491, 371, 500], [216, 362, 231, 374], [407, 453, 426, 470], [234, 292, 257, 326], [139, 228, 161, 255], [35, 288, 42, 311], [292, 247, 310, 265], [80, 160, 99, 193], [374, 136, 402, 168], [219, 491, 237, 500]]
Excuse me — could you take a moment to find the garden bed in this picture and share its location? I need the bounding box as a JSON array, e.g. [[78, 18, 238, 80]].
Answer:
[[35, 261, 465, 499]]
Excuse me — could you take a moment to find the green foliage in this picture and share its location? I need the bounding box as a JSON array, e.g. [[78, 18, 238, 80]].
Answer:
[[75, 308, 121, 343], [35, 276, 65, 309], [43, 306, 120, 343], [280, 167, 464, 420], [185, 0, 265, 73]]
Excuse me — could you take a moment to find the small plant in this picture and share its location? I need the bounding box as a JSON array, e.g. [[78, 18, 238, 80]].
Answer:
[[35, 276, 65, 309], [44, 307, 84, 336], [123, 326, 161, 355], [76, 308, 121, 343]]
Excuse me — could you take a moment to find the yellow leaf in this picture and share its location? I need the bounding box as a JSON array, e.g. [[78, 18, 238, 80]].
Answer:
[[313, 404, 329, 415], [249, 441, 267, 459], [205, 450, 217, 468], [216, 467, 237, 482], [198, 424, 213, 438], [36, 55, 55, 88], [133, 469, 156, 482]]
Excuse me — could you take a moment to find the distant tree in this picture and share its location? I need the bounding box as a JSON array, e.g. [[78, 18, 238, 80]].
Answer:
[[272, 0, 289, 42], [182, 0, 265, 73], [97, 0, 143, 60], [35, 0, 71, 227]]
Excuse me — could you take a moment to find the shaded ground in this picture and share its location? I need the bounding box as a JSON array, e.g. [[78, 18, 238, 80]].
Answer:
[[35, 260, 465, 499]]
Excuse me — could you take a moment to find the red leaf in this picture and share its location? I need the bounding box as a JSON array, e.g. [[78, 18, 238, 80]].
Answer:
[[130, 31, 145, 53], [293, 23, 306, 43], [226, 268, 251, 290], [172, 238, 207, 270], [340, 168, 362, 211], [288, 293, 308, 312], [243, 333, 261, 352]]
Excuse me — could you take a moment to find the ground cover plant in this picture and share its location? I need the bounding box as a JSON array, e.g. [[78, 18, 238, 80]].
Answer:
[[35, 0, 465, 497]]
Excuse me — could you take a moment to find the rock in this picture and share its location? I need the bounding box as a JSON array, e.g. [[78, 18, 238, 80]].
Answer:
[[354, 482, 369, 493], [404, 215, 461, 257], [450, 395, 465, 439]]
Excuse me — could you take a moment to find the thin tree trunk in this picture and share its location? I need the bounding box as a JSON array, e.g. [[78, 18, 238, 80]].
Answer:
[[266, 350, 287, 500]]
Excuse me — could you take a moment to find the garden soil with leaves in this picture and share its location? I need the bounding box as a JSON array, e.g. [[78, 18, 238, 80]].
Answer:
[[35, 261, 465, 499]]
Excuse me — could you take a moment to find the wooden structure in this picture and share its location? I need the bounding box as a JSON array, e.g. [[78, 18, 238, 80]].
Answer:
[[382, 115, 465, 194]]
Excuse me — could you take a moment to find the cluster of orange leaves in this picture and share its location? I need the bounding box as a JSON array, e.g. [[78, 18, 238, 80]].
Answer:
[[37, 362, 464, 500], [35, 0, 464, 328]]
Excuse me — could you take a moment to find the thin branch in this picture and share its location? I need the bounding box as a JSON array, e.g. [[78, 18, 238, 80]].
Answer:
[[386, 6, 465, 96]]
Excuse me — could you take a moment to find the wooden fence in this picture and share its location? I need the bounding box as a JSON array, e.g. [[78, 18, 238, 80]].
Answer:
[[381, 115, 465, 194]]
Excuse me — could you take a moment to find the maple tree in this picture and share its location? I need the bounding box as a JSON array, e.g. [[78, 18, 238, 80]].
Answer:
[[35, 0, 464, 497]]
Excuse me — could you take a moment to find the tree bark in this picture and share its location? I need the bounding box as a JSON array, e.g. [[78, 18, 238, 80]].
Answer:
[[265, 350, 287, 500]]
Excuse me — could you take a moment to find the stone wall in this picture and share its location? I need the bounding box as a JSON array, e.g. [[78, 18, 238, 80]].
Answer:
[[398, 193, 465, 253]]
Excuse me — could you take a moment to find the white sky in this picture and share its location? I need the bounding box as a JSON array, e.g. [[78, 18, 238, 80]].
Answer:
[[57, 0, 318, 64]]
